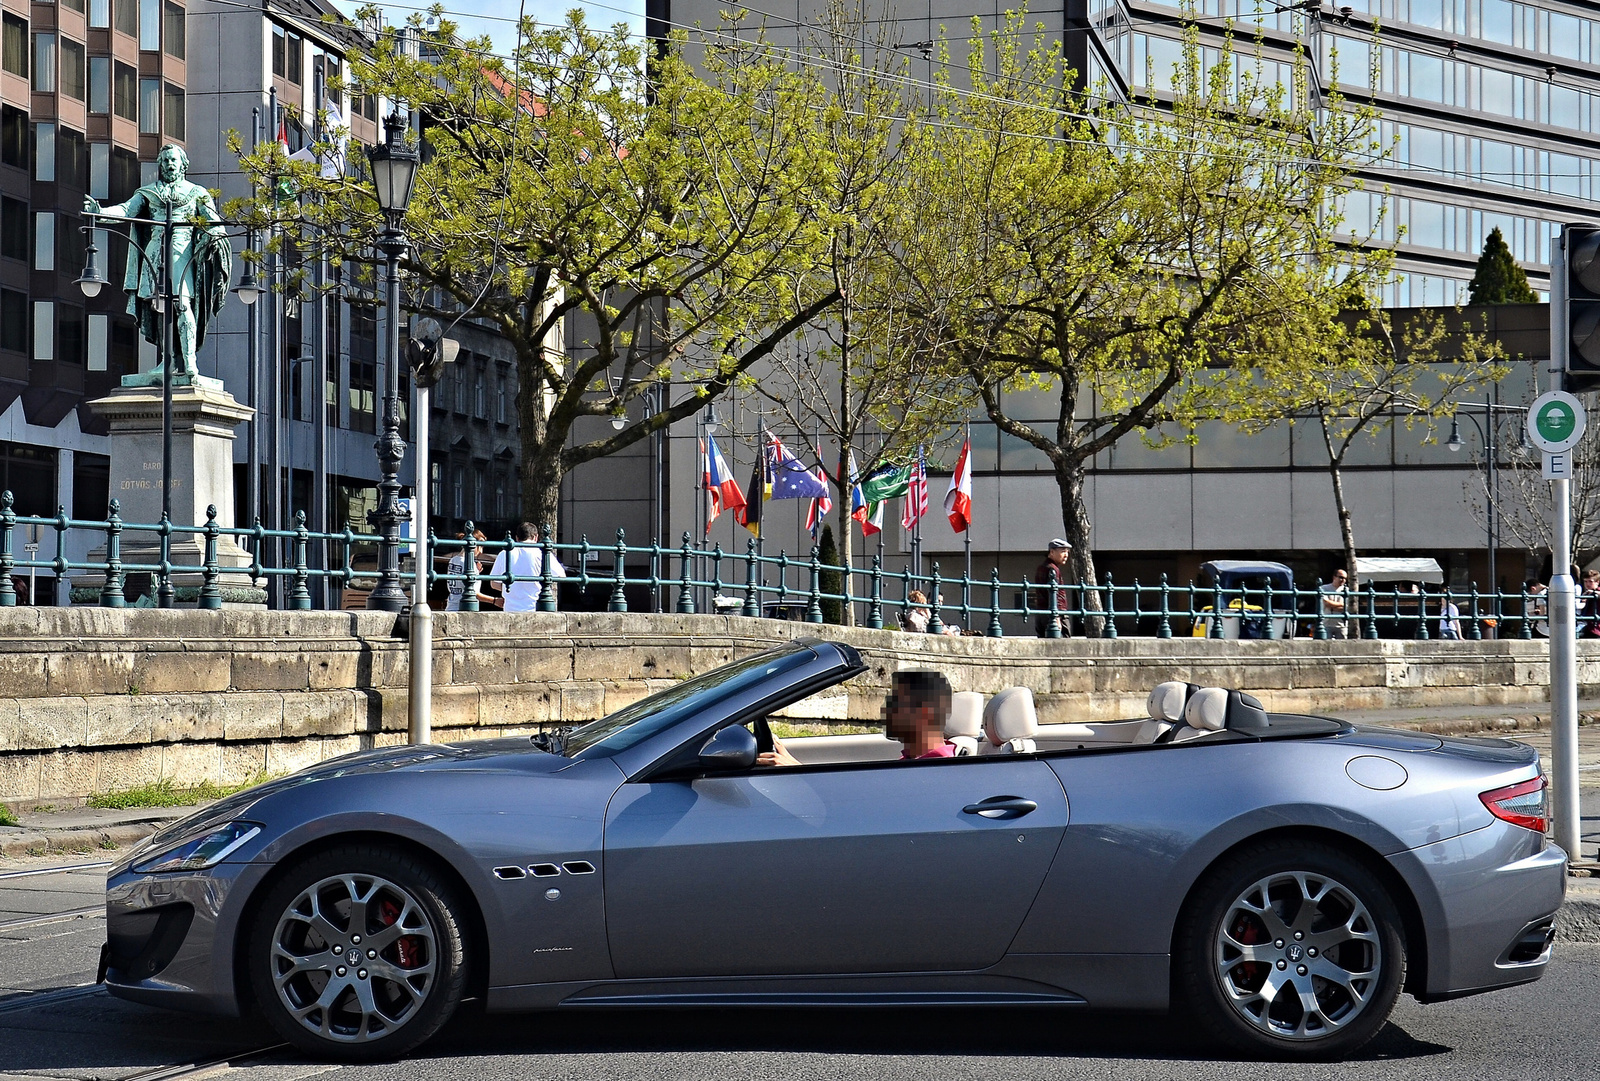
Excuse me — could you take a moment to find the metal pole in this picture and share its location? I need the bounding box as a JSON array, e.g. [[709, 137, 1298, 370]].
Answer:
[[158, 199, 175, 608], [246, 106, 261, 543], [1488, 389, 1498, 634], [1549, 235, 1581, 861], [367, 225, 408, 611], [409, 379, 432, 744], [312, 67, 329, 609], [267, 87, 282, 607]]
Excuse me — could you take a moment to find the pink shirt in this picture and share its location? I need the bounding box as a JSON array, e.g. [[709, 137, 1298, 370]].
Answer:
[[902, 743, 957, 760]]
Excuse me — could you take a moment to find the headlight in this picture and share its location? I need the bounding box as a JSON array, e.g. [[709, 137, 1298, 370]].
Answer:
[[131, 822, 262, 874]]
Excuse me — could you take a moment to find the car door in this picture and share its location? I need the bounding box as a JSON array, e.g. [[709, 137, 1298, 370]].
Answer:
[[602, 756, 1068, 979]]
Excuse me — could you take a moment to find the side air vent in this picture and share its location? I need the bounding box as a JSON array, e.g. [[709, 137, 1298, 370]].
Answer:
[[492, 866, 527, 880], [529, 863, 561, 878], [561, 861, 597, 875]]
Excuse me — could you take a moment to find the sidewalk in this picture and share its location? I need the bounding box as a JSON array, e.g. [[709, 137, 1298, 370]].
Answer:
[[0, 804, 192, 861]]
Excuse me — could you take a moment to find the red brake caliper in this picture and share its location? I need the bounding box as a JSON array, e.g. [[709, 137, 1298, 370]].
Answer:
[[1231, 915, 1264, 987], [378, 898, 421, 969]]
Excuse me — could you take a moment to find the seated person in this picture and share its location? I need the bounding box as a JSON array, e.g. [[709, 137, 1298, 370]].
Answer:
[[757, 669, 956, 766]]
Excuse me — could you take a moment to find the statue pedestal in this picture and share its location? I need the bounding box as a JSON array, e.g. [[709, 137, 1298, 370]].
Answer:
[[73, 381, 267, 607]]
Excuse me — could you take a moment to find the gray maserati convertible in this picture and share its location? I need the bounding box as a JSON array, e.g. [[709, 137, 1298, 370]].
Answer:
[[100, 638, 1565, 1061]]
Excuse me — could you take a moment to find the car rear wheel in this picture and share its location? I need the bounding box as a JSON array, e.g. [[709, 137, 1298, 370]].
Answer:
[[1175, 839, 1406, 1059], [248, 844, 468, 1061]]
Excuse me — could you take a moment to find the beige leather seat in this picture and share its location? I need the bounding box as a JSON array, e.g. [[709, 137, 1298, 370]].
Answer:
[[945, 691, 984, 756], [982, 687, 1038, 754], [1170, 686, 1229, 742], [1134, 681, 1190, 744]]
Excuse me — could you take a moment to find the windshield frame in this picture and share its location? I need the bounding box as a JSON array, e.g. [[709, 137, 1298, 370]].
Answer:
[[564, 643, 823, 760]]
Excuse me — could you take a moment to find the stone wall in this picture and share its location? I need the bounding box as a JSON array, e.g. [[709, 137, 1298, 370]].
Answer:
[[0, 608, 1584, 804]]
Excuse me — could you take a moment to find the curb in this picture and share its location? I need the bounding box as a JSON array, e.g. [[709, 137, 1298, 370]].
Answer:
[[0, 820, 161, 860], [1559, 883, 1600, 944]]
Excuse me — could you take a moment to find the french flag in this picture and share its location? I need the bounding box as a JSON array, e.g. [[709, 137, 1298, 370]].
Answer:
[[944, 436, 972, 533], [704, 435, 745, 533]]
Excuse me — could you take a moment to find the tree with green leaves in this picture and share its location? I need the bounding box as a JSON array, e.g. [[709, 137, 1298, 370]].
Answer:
[[232, 12, 841, 529], [896, 14, 1388, 606], [1468, 228, 1539, 306], [817, 524, 844, 623], [1242, 297, 1505, 587]]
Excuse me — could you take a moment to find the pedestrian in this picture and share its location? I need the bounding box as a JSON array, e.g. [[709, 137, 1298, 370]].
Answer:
[[489, 522, 565, 612], [1032, 538, 1074, 638], [445, 529, 494, 612], [900, 590, 932, 633], [1526, 580, 1549, 638], [1435, 586, 1462, 640], [1320, 569, 1350, 638], [1580, 569, 1600, 638]]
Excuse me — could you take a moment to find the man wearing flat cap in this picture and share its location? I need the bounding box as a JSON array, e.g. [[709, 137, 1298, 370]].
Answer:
[[1033, 538, 1074, 638]]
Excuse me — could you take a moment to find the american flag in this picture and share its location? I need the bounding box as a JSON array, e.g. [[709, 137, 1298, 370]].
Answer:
[[901, 446, 928, 530]]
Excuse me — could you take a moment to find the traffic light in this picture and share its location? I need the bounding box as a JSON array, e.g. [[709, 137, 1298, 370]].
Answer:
[[1564, 223, 1600, 391]]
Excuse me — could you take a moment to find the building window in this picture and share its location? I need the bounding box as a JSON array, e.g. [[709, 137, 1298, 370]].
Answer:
[[110, 319, 137, 377], [110, 146, 138, 201], [473, 364, 486, 419], [494, 472, 506, 520], [271, 24, 285, 77], [32, 301, 53, 362], [89, 142, 109, 198], [90, 0, 110, 29], [138, 0, 159, 51], [450, 463, 464, 519], [63, 0, 87, 13], [138, 77, 160, 135], [429, 458, 442, 510], [115, 0, 136, 36], [58, 306, 84, 366], [287, 33, 302, 84], [0, 198, 24, 262], [2, 14, 25, 78], [452, 358, 466, 415], [0, 442, 59, 518], [60, 39, 84, 101], [88, 56, 110, 113], [495, 367, 508, 423], [163, 2, 183, 58], [163, 84, 183, 139], [33, 122, 54, 182], [58, 127, 87, 190], [88, 314, 108, 372], [347, 303, 377, 434], [32, 211, 52, 270], [113, 62, 136, 121], [57, 208, 86, 276], [0, 289, 26, 353], [32, 33, 55, 93], [473, 463, 486, 520], [0, 107, 25, 170], [324, 57, 341, 108]]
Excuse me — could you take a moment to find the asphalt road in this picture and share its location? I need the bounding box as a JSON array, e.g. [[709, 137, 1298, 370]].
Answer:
[[0, 879, 1596, 1081]]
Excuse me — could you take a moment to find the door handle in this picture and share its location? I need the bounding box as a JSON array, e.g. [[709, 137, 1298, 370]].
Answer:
[[962, 795, 1038, 819]]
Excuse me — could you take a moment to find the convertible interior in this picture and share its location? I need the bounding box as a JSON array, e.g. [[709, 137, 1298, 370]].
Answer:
[[770, 680, 1347, 767]]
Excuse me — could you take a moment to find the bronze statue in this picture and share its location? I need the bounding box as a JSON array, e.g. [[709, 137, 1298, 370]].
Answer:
[[84, 143, 231, 386]]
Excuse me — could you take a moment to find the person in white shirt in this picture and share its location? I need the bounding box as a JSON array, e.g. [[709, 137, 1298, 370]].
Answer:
[[489, 522, 564, 612]]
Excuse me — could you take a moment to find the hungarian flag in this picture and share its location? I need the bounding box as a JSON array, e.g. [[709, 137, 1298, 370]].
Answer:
[[704, 435, 745, 533], [902, 447, 929, 531], [736, 446, 769, 537], [944, 436, 973, 533]]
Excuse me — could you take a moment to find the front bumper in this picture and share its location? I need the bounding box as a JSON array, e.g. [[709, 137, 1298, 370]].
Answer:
[[101, 861, 270, 1017], [1391, 823, 1567, 1002]]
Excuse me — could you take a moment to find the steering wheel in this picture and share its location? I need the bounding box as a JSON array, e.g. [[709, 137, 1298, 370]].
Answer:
[[753, 716, 775, 755]]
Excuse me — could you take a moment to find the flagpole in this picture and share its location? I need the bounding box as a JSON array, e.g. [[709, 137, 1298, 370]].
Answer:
[[963, 427, 972, 625]]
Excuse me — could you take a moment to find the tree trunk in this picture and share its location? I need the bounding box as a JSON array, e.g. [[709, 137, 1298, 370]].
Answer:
[[521, 447, 563, 537], [1056, 458, 1104, 635], [837, 493, 855, 626]]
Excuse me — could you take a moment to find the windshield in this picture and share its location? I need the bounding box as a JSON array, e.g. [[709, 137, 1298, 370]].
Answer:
[[564, 645, 818, 759]]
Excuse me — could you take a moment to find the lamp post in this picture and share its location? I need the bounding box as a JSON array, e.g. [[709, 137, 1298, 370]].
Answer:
[[1447, 394, 1527, 634], [365, 112, 420, 613], [76, 216, 259, 606]]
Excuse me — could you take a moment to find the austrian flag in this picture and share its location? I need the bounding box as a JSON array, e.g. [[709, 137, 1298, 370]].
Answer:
[[945, 436, 973, 533]]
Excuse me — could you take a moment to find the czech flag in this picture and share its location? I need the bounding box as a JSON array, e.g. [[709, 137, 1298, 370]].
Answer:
[[704, 435, 745, 534], [848, 452, 868, 526], [944, 436, 972, 533]]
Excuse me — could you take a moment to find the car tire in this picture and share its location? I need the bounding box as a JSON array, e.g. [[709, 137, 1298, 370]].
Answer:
[[1175, 838, 1406, 1059], [247, 843, 469, 1061]]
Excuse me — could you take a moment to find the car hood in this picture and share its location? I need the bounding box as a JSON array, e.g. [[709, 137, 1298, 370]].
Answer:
[[143, 738, 567, 850]]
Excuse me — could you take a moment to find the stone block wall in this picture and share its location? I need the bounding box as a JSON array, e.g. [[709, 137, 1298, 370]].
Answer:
[[0, 607, 1582, 803]]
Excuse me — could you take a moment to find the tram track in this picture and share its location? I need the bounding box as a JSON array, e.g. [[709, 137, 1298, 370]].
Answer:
[[0, 859, 112, 882]]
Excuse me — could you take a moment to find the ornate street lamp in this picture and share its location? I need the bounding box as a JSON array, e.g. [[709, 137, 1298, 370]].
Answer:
[[366, 111, 420, 612]]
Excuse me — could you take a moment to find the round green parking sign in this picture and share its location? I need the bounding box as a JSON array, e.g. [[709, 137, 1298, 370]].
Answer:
[[1528, 390, 1587, 453]]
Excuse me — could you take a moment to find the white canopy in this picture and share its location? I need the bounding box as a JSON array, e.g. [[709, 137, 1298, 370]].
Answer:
[[1354, 557, 1445, 584]]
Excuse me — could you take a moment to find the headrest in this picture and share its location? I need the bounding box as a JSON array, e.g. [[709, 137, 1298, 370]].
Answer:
[[1146, 681, 1191, 723], [946, 692, 985, 740], [984, 687, 1039, 745], [1183, 687, 1229, 731]]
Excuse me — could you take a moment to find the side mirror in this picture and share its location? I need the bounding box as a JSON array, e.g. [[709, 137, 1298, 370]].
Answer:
[[697, 725, 758, 771]]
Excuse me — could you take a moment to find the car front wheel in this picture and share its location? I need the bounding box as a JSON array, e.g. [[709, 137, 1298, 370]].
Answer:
[[248, 844, 468, 1060], [1176, 839, 1406, 1059]]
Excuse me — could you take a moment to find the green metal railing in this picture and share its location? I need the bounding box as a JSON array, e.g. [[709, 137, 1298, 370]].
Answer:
[[0, 491, 1553, 640]]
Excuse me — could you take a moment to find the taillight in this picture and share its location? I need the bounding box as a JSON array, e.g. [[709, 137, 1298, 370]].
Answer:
[[1480, 775, 1548, 833]]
